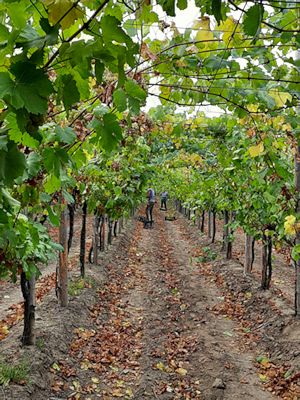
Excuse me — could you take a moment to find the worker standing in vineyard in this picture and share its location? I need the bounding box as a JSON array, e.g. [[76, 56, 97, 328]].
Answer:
[[146, 187, 155, 227], [160, 190, 168, 210]]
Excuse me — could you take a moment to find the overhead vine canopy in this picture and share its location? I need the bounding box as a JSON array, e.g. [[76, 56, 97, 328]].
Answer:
[[0, 0, 299, 281]]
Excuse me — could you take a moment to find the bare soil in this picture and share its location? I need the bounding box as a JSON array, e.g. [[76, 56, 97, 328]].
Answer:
[[0, 208, 299, 400]]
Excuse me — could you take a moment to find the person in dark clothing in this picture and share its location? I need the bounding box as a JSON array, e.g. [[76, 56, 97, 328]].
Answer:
[[145, 188, 155, 226], [160, 191, 168, 210]]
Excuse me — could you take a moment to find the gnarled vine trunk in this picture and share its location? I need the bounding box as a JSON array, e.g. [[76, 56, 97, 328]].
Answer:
[[79, 201, 87, 277], [261, 232, 272, 290], [21, 272, 36, 345], [67, 203, 75, 253], [208, 211, 212, 238], [244, 234, 255, 274], [295, 144, 300, 316], [200, 210, 205, 233], [211, 210, 216, 243], [58, 206, 68, 307]]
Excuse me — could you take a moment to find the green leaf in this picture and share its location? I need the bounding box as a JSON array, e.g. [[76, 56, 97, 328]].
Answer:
[[60, 74, 80, 112], [55, 126, 76, 144], [125, 79, 147, 101], [44, 174, 61, 194], [0, 142, 26, 186], [27, 153, 42, 177], [211, 0, 222, 24], [2, 62, 53, 114], [157, 0, 175, 16], [0, 136, 7, 151], [93, 113, 122, 152], [113, 88, 127, 112], [101, 15, 132, 46], [95, 60, 104, 83], [46, 205, 60, 226], [6, 1, 27, 29], [1, 188, 21, 208], [177, 0, 187, 10], [243, 4, 264, 36]]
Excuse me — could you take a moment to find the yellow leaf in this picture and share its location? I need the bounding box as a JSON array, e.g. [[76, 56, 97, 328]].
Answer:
[[155, 361, 165, 371], [0, 325, 9, 335], [125, 388, 134, 398], [259, 374, 268, 383], [193, 17, 216, 56], [91, 377, 100, 384], [51, 362, 61, 371], [176, 367, 188, 376], [284, 215, 296, 235], [247, 104, 259, 112], [248, 142, 264, 157], [269, 89, 292, 108], [43, 0, 83, 30], [216, 17, 243, 47]]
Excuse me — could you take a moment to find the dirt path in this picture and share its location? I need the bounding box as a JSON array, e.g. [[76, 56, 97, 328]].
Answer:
[[2, 208, 299, 399], [44, 209, 278, 399]]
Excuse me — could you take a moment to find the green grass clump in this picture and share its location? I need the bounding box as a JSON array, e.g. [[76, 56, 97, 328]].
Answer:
[[0, 360, 30, 386], [196, 247, 218, 263], [68, 276, 96, 296]]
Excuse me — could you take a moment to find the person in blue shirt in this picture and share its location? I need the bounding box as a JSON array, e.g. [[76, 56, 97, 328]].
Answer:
[[146, 187, 155, 226]]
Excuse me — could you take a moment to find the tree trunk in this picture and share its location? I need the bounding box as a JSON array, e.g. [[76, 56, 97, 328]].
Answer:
[[211, 210, 216, 243], [108, 218, 113, 245], [261, 233, 272, 290], [208, 211, 212, 238], [79, 201, 87, 278], [92, 215, 99, 264], [100, 215, 105, 252], [244, 234, 254, 274], [58, 206, 68, 307], [224, 210, 232, 259], [188, 209, 191, 220], [200, 211, 205, 233], [113, 221, 118, 237], [118, 219, 122, 234], [67, 204, 75, 253], [21, 272, 36, 345]]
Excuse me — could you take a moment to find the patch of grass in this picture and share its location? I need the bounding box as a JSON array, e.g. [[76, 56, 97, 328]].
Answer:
[[36, 337, 45, 351], [68, 276, 96, 296], [0, 360, 30, 386], [195, 247, 218, 263]]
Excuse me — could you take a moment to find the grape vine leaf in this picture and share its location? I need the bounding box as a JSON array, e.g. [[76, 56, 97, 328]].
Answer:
[[44, 0, 83, 30], [211, 0, 222, 24], [92, 113, 122, 152], [1, 62, 53, 114], [243, 4, 264, 37], [0, 142, 26, 185]]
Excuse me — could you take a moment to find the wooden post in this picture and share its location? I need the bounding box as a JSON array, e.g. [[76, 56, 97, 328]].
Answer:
[[58, 205, 68, 307], [21, 272, 36, 345]]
